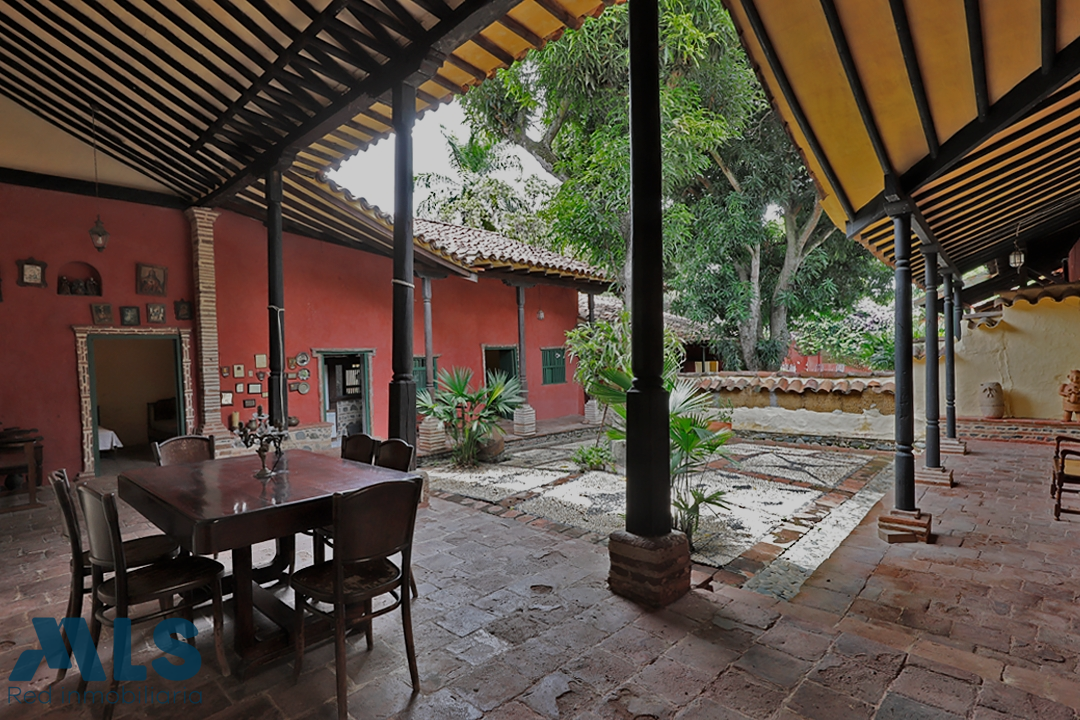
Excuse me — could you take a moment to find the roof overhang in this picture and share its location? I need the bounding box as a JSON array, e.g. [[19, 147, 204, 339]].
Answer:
[[724, 0, 1080, 282]]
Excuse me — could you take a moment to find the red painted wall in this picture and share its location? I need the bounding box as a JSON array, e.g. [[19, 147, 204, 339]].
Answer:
[[1, 182, 584, 478], [0, 182, 194, 475], [214, 212, 582, 435]]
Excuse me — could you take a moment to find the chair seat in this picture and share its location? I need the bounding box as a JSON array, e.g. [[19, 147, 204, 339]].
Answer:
[[292, 559, 400, 603], [96, 555, 224, 607], [1063, 458, 1080, 477]]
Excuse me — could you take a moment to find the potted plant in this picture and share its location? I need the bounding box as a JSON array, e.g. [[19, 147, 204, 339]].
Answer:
[[417, 367, 523, 466]]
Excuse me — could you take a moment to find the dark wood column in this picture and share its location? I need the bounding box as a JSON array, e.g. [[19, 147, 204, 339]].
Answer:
[[265, 163, 287, 428], [608, 0, 687, 608], [943, 273, 957, 439], [516, 286, 529, 402], [922, 249, 940, 468], [388, 82, 417, 447], [625, 0, 669, 538], [422, 276, 435, 394], [588, 293, 596, 323], [893, 211, 915, 511]]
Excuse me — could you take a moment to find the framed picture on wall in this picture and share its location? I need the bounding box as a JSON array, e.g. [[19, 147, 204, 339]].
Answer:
[[247, 383, 262, 394], [174, 299, 193, 320], [119, 306, 140, 326], [16, 258, 47, 288], [90, 303, 112, 325], [146, 303, 166, 324], [243, 399, 256, 408], [254, 353, 268, 369], [235, 382, 244, 393], [221, 392, 233, 407], [136, 263, 167, 296]]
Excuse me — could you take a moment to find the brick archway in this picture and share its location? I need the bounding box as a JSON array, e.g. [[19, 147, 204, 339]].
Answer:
[[73, 325, 194, 478]]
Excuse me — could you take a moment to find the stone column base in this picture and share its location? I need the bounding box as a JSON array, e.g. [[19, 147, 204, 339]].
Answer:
[[513, 404, 536, 436], [608, 530, 691, 607], [878, 509, 933, 544], [915, 464, 955, 487], [418, 415, 448, 455], [940, 437, 968, 455], [584, 399, 603, 425]]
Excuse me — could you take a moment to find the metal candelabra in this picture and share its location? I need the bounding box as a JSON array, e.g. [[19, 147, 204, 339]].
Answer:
[[234, 406, 288, 479]]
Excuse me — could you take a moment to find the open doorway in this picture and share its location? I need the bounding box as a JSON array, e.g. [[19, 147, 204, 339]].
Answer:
[[483, 346, 518, 380], [91, 336, 181, 475], [319, 352, 372, 446]]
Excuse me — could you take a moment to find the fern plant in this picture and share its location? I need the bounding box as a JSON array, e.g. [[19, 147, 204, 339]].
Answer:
[[417, 367, 523, 466]]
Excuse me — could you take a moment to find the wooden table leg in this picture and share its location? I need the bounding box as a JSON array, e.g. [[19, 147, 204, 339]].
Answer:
[[232, 546, 254, 655]]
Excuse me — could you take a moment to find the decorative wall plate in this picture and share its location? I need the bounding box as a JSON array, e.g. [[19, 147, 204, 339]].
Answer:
[[297, 381, 310, 394], [295, 351, 310, 366], [297, 368, 310, 380]]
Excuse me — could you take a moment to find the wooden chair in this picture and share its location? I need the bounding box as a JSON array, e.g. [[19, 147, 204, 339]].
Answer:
[[341, 432, 378, 464], [152, 435, 215, 466], [47, 469, 180, 684], [76, 484, 228, 714], [1052, 435, 1080, 520], [291, 478, 423, 718], [375, 438, 415, 472]]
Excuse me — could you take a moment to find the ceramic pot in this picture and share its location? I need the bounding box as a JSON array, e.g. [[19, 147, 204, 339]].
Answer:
[[478, 434, 505, 462], [979, 382, 1005, 418]]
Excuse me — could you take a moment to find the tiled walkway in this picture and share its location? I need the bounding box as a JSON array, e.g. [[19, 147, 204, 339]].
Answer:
[[2, 439, 1078, 718]]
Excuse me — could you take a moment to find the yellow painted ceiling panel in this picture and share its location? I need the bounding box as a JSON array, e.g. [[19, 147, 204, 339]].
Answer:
[[757, 0, 882, 212], [982, 0, 1040, 104], [1059, 0, 1080, 50], [905, 0, 977, 147], [725, 0, 848, 231], [479, 24, 534, 60], [836, 0, 927, 175]]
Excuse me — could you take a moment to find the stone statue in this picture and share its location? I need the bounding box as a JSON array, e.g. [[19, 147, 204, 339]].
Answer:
[[1059, 370, 1080, 421]]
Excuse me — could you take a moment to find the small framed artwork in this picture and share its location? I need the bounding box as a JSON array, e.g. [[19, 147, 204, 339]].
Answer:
[[221, 366, 230, 378], [256, 371, 266, 381], [287, 372, 298, 379], [235, 382, 245, 393], [174, 299, 193, 320], [287, 357, 297, 370], [90, 303, 113, 326], [243, 399, 256, 408], [247, 383, 262, 394], [146, 303, 166, 324], [16, 258, 47, 288], [233, 364, 244, 377], [120, 306, 140, 326], [221, 392, 234, 407], [136, 263, 167, 296], [288, 382, 300, 392], [254, 353, 268, 369]]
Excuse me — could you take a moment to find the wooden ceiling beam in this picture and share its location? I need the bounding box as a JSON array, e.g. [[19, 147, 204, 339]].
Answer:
[[963, 0, 989, 120], [1043, 0, 1057, 74], [738, 0, 856, 219], [197, 0, 526, 206], [887, 0, 938, 159], [469, 33, 517, 66], [534, 0, 583, 31], [959, 211, 1080, 275], [496, 15, 545, 49], [821, 0, 894, 176]]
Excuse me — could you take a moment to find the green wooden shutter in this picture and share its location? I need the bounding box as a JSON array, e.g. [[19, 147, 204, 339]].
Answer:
[[541, 347, 566, 385]]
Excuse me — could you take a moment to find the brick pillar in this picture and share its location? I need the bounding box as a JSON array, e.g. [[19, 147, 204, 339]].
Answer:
[[186, 207, 232, 443]]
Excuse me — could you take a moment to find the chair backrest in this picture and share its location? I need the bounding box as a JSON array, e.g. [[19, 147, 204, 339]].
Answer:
[[375, 438, 415, 472], [76, 485, 128, 581], [153, 434, 216, 466], [48, 469, 83, 572], [341, 433, 378, 464], [332, 478, 423, 566]]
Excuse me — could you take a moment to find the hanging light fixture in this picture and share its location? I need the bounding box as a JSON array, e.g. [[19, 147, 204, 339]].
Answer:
[[88, 103, 109, 252], [1008, 221, 1024, 269]]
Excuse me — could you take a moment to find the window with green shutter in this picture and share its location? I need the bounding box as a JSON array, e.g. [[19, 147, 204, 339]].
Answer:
[[541, 347, 566, 385], [413, 356, 438, 393]]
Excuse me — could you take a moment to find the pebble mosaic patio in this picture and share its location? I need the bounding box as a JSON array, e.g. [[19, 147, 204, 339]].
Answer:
[[422, 436, 894, 600]]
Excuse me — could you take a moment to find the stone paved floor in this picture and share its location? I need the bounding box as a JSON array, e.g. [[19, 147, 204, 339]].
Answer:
[[2, 438, 1079, 718]]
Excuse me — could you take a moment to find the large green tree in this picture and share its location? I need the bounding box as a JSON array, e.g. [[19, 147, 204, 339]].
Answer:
[[458, 0, 889, 369]]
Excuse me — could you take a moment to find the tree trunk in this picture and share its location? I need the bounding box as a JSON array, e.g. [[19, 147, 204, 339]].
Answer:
[[736, 245, 762, 371], [770, 198, 827, 357]]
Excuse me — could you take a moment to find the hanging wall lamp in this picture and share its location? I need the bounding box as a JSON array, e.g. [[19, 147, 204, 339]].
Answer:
[[88, 103, 109, 252]]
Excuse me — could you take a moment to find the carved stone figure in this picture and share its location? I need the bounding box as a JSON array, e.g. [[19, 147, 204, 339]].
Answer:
[[1059, 370, 1080, 421]]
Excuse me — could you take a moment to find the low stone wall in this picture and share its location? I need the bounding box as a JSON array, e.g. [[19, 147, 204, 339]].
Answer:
[[216, 421, 335, 457], [958, 417, 1080, 444]]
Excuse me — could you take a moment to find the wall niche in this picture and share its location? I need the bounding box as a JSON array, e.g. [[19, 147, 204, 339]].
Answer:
[[57, 261, 102, 296]]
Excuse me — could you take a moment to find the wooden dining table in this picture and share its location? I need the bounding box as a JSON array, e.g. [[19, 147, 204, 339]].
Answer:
[[117, 449, 421, 675]]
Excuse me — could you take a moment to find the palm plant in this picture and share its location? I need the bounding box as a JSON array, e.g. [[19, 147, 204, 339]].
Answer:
[[417, 367, 524, 466], [589, 368, 730, 549]]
